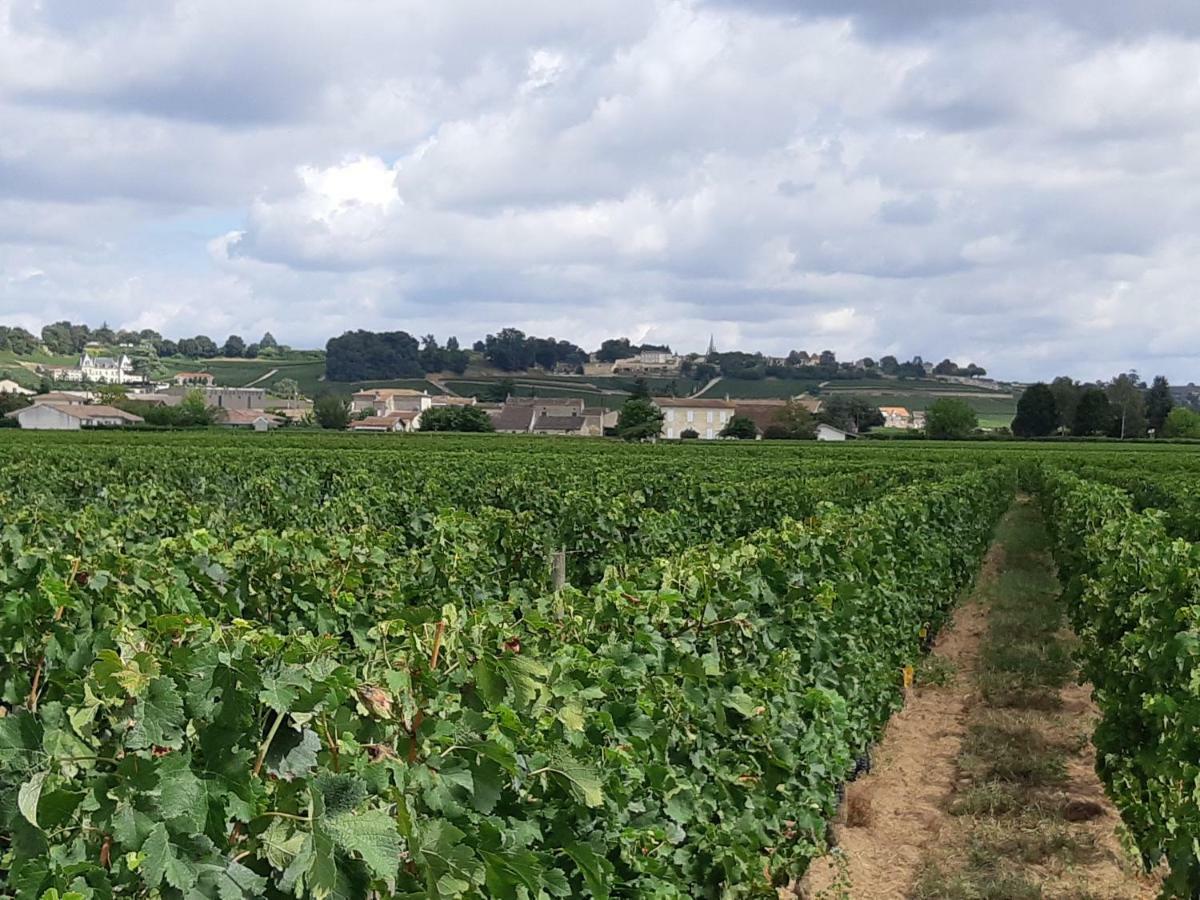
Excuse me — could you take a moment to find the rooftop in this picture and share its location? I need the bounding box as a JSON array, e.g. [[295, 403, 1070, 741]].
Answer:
[[652, 397, 737, 409]]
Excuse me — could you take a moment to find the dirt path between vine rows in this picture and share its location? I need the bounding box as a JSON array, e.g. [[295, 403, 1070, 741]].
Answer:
[[794, 548, 997, 900], [795, 501, 1159, 899]]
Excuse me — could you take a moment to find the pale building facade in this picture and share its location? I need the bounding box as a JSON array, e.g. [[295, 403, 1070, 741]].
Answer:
[[654, 398, 736, 440]]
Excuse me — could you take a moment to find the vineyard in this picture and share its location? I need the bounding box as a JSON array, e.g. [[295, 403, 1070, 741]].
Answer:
[[0, 432, 1198, 897]]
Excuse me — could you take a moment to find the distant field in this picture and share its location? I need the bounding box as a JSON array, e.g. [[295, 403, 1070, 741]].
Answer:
[[978, 414, 1014, 429], [160, 358, 327, 392], [821, 377, 1008, 395], [0, 349, 77, 387], [696, 378, 822, 399]]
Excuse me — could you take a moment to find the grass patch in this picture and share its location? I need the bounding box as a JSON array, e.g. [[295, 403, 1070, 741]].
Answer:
[[959, 718, 1067, 787], [912, 863, 1042, 900], [915, 654, 957, 688]]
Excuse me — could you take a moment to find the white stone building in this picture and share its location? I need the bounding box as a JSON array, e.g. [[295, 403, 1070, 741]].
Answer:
[[654, 397, 737, 440]]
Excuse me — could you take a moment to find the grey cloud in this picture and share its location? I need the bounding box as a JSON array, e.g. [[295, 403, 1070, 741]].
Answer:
[[1, 1, 1200, 381], [707, 0, 1200, 39]]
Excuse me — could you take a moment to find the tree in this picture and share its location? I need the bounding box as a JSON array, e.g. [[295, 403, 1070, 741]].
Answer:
[[1011, 382, 1058, 437], [763, 400, 817, 440], [313, 394, 350, 430], [178, 335, 218, 359], [482, 328, 535, 371], [680, 428, 699, 439], [478, 378, 515, 402], [597, 338, 638, 363], [0, 391, 31, 416], [720, 415, 758, 439], [0, 325, 39, 355], [1049, 377, 1079, 434], [419, 406, 494, 432], [879, 355, 899, 375], [244, 342, 260, 359], [1073, 388, 1113, 436], [616, 397, 664, 441], [444, 336, 469, 374], [925, 398, 978, 439], [325, 330, 424, 381], [42, 321, 90, 355], [223, 334, 246, 357], [819, 396, 884, 433], [629, 377, 650, 399], [273, 377, 300, 400], [1162, 407, 1200, 439], [178, 389, 214, 425], [1106, 373, 1146, 438], [259, 332, 278, 351], [1144, 375, 1173, 433]]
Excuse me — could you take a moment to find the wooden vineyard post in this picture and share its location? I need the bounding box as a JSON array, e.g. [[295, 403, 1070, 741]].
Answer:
[[551, 549, 567, 591]]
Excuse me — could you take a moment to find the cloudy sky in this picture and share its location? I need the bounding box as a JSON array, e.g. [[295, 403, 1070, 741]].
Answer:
[[2, 0, 1199, 380]]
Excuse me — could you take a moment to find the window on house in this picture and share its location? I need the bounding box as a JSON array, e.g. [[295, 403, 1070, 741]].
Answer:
[[686, 410, 694, 423], [707, 411, 713, 423], [706, 428, 713, 439]]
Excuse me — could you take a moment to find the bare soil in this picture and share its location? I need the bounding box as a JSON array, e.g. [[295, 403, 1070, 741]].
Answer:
[[795, 561, 994, 899]]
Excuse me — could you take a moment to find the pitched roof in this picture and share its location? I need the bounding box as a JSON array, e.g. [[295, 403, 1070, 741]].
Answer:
[[532, 414, 586, 433], [350, 416, 405, 430], [490, 405, 535, 432], [32, 391, 93, 404], [879, 406, 911, 417], [429, 396, 476, 406], [352, 388, 426, 399], [734, 402, 787, 435], [7, 403, 143, 422], [219, 408, 285, 425], [652, 397, 736, 409]]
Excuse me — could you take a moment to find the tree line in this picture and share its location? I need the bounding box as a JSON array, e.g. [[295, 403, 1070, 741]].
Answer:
[[34, 320, 291, 361], [1013, 374, 1198, 438]]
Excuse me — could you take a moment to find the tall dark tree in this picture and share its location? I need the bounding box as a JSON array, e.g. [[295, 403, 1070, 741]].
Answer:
[[1049, 377, 1079, 434], [1011, 382, 1058, 437], [41, 321, 90, 355], [1145, 375, 1174, 434], [444, 336, 469, 374], [92, 322, 116, 345], [720, 416, 758, 439], [419, 335, 444, 373], [223, 334, 246, 357], [482, 328, 535, 372], [1073, 388, 1113, 436], [596, 338, 638, 363], [819, 396, 884, 433], [325, 330, 424, 381], [259, 332, 278, 350]]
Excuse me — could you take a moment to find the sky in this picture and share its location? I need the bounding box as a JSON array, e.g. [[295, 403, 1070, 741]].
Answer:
[[1, 1, 1199, 382]]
